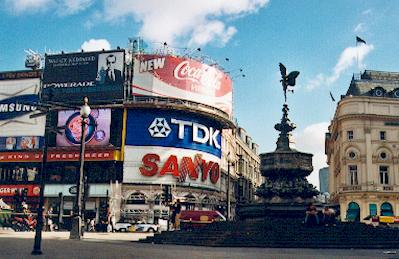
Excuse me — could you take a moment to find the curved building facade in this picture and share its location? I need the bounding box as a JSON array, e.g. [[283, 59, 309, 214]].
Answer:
[[326, 71, 399, 222]]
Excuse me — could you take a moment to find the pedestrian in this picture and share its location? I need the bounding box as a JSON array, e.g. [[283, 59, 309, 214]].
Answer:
[[111, 214, 116, 232], [170, 204, 176, 230], [89, 218, 95, 232], [173, 199, 182, 230], [323, 206, 336, 226], [305, 202, 318, 227]]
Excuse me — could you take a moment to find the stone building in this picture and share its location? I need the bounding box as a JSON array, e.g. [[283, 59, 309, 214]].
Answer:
[[326, 70, 399, 222]]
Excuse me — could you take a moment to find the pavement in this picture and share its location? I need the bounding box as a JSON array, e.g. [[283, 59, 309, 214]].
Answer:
[[0, 229, 398, 259]]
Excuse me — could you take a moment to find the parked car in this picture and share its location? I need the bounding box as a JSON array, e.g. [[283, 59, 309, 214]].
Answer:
[[129, 223, 159, 233], [114, 222, 132, 232]]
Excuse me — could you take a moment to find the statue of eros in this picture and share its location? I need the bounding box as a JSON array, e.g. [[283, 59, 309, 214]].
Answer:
[[279, 63, 300, 103]]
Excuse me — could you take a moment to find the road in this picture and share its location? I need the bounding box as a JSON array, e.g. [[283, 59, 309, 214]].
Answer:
[[0, 230, 397, 259]]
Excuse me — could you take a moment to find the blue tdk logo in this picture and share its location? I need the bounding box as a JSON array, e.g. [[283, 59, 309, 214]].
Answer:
[[148, 118, 171, 138]]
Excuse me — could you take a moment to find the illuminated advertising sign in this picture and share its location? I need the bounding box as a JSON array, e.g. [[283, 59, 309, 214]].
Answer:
[[0, 185, 40, 197], [0, 70, 41, 81], [42, 50, 125, 102], [57, 109, 111, 146], [0, 77, 44, 137], [126, 109, 222, 158], [0, 136, 42, 151], [132, 54, 233, 116], [124, 146, 220, 190]]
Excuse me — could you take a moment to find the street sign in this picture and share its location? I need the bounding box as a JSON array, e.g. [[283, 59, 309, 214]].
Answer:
[[69, 186, 77, 195]]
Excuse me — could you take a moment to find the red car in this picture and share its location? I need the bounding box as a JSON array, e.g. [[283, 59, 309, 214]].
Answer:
[[179, 210, 226, 230]]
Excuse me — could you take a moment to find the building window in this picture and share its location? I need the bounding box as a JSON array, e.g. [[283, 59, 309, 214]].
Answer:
[[379, 166, 389, 185], [126, 192, 146, 205], [381, 202, 394, 216], [379, 152, 387, 160], [374, 87, 385, 97], [347, 131, 353, 140], [346, 202, 360, 222], [348, 165, 358, 185], [369, 204, 377, 216], [380, 131, 386, 141], [348, 151, 356, 160]]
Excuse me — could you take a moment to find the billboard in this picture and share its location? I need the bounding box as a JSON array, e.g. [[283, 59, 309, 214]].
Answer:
[[42, 50, 125, 102], [124, 146, 221, 190], [0, 136, 41, 151], [126, 109, 222, 158], [57, 109, 111, 146], [0, 78, 44, 137], [0, 185, 40, 197], [132, 54, 233, 116]]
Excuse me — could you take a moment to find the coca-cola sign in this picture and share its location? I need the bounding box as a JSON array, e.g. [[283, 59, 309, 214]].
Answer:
[[132, 54, 232, 115]]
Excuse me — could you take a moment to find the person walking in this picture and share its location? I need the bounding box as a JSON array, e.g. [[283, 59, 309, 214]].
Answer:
[[173, 199, 182, 230]]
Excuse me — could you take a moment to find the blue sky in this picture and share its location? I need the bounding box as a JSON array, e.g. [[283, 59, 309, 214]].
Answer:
[[1, 0, 399, 188]]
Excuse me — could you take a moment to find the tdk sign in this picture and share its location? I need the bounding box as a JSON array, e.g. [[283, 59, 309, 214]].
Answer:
[[126, 109, 222, 158], [170, 119, 221, 149]]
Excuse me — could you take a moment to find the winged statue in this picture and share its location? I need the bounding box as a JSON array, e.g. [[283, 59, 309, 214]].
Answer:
[[279, 63, 300, 103]]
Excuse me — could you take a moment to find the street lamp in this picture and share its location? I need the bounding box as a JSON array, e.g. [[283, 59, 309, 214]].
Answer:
[[31, 113, 50, 255], [226, 156, 234, 221], [70, 97, 91, 240]]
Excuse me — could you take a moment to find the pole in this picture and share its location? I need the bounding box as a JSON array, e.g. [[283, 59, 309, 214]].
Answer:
[[70, 98, 89, 239], [32, 115, 50, 255], [226, 161, 230, 221]]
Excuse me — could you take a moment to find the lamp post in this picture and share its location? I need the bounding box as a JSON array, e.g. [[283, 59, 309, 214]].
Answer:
[[70, 97, 91, 240], [226, 158, 234, 221], [31, 114, 50, 255]]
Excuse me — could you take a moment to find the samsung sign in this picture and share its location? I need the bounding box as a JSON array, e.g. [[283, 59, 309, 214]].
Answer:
[[0, 94, 38, 120], [126, 109, 222, 157]]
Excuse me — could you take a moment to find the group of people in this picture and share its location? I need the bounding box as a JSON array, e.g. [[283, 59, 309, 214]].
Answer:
[[305, 203, 336, 227]]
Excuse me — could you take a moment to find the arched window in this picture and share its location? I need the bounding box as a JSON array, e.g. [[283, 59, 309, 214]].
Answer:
[[126, 192, 146, 205], [346, 202, 360, 222], [381, 202, 394, 216]]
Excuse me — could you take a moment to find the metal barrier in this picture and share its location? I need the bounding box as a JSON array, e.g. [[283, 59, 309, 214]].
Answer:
[[127, 95, 234, 123]]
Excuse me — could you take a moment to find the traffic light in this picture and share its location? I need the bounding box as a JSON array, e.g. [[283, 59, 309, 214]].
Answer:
[[161, 185, 172, 203]]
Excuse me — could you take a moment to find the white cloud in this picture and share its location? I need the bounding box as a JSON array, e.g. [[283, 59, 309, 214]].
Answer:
[[80, 39, 111, 51], [58, 0, 94, 15], [6, 0, 93, 15], [362, 9, 372, 15], [293, 122, 330, 190], [101, 0, 269, 46], [305, 43, 374, 90], [188, 21, 237, 46], [5, 0, 52, 13], [354, 23, 365, 33]]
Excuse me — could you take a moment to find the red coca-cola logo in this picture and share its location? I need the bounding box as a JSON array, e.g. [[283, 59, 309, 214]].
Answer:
[[173, 60, 222, 91], [137, 55, 232, 97]]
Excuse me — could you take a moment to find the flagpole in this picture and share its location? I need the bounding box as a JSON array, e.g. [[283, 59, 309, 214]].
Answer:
[[356, 39, 359, 72]]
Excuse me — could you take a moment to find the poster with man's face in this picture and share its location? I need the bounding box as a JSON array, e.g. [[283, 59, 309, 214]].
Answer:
[[42, 50, 125, 103], [96, 52, 124, 85]]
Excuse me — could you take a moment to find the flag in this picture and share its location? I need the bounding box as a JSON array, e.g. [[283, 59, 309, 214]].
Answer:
[[356, 36, 366, 45], [329, 91, 336, 102]]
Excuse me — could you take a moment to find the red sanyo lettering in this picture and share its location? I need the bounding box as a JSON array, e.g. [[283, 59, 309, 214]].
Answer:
[[159, 155, 179, 177], [140, 153, 160, 176], [139, 153, 220, 183], [180, 157, 198, 180]]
